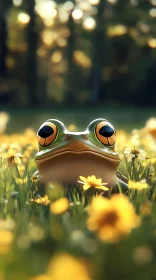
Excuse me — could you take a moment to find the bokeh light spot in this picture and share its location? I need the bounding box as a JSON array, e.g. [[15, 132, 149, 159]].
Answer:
[[72, 9, 83, 20], [17, 12, 30, 24], [83, 17, 96, 30]]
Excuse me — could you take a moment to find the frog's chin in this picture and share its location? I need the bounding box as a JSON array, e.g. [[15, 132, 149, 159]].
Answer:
[[35, 151, 120, 188]]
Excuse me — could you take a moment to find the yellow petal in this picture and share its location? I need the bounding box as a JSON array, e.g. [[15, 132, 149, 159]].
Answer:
[[50, 198, 69, 215], [96, 178, 102, 184], [15, 153, 24, 157], [91, 175, 96, 182], [77, 180, 85, 185], [14, 157, 21, 164], [8, 149, 16, 157], [83, 184, 91, 191], [79, 176, 87, 183], [96, 185, 109, 191], [87, 176, 91, 181]]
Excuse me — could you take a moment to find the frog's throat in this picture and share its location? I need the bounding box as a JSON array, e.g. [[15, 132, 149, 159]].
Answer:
[[36, 150, 120, 163]]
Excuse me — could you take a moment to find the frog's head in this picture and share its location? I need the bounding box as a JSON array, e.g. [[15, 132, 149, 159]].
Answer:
[[35, 119, 120, 187]]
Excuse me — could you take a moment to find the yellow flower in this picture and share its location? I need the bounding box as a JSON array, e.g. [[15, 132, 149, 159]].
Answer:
[[124, 148, 146, 162], [48, 254, 91, 280], [32, 173, 40, 182], [15, 177, 28, 184], [67, 124, 77, 132], [78, 175, 109, 191], [87, 194, 140, 243], [150, 158, 156, 165], [2, 148, 24, 165], [145, 117, 156, 139], [0, 272, 4, 280], [30, 275, 50, 280], [50, 198, 69, 215], [24, 150, 31, 158], [151, 158, 156, 164], [128, 180, 149, 190], [30, 195, 50, 206], [30, 254, 91, 280], [0, 230, 13, 255]]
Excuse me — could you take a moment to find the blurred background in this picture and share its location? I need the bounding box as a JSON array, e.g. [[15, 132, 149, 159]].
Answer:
[[0, 0, 156, 131]]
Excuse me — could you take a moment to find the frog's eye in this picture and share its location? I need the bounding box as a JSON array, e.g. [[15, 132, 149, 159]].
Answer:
[[37, 122, 57, 146], [95, 121, 116, 146]]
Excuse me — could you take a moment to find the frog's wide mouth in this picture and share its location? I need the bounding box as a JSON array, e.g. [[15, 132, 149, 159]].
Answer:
[[35, 149, 120, 163]]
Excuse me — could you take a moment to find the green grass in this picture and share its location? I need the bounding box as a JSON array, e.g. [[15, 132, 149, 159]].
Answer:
[[0, 110, 156, 280], [4, 105, 156, 133], [0, 152, 156, 280]]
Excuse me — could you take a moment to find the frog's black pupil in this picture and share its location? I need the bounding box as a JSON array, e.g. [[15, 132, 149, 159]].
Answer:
[[38, 125, 54, 138], [99, 125, 114, 138]]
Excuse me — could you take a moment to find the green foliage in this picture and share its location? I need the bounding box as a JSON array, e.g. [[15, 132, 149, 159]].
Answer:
[[0, 153, 156, 280]]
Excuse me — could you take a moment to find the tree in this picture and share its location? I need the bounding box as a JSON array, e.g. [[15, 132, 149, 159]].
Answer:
[[25, 0, 39, 106], [89, 0, 108, 104], [0, 0, 12, 78]]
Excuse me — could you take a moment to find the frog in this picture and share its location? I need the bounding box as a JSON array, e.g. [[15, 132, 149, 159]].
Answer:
[[34, 118, 128, 193]]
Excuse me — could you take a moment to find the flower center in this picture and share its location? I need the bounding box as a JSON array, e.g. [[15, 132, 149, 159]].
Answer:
[[131, 149, 139, 155], [100, 210, 119, 227]]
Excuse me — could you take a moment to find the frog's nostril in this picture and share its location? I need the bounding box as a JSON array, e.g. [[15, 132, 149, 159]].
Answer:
[[65, 134, 71, 139]]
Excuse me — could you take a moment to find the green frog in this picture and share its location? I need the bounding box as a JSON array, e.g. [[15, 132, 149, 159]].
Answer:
[[34, 118, 128, 193]]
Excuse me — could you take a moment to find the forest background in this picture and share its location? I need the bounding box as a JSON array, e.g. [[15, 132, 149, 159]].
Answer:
[[0, 0, 156, 113]]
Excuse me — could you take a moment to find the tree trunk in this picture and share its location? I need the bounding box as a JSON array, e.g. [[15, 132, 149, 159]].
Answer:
[[66, 11, 76, 104], [89, 0, 106, 103], [26, 0, 38, 107], [0, 16, 7, 78]]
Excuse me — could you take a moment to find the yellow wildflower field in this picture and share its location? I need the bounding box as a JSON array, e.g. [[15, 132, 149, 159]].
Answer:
[[0, 116, 155, 280]]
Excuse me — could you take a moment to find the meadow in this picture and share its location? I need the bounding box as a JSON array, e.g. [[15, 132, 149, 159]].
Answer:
[[0, 112, 156, 280]]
